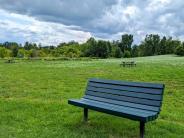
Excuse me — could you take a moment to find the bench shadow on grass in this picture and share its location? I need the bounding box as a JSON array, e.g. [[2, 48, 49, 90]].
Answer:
[[65, 111, 139, 138]]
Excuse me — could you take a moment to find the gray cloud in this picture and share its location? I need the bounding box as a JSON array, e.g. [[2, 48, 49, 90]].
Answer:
[[0, 0, 116, 25]]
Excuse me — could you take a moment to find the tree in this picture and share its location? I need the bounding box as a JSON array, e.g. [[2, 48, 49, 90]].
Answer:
[[51, 49, 61, 57], [82, 37, 97, 57], [131, 45, 139, 57], [30, 49, 39, 57], [63, 46, 81, 58], [24, 42, 30, 50], [95, 40, 110, 58], [123, 50, 131, 58], [106, 41, 112, 55], [57, 42, 66, 48], [81, 38, 111, 58], [160, 36, 167, 55], [0, 33, 183, 58], [171, 40, 181, 53], [114, 47, 123, 58], [2, 42, 19, 57], [17, 49, 26, 58], [3, 42, 19, 49], [110, 41, 120, 57], [38, 50, 47, 57], [119, 34, 133, 53], [140, 34, 160, 56], [24, 42, 38, 50], [175, 43, 184, 56], [12, 46, 18, 57], [0, 47, 11, 58], [0, 43, 3, 47], [165, 37, 174, 54]]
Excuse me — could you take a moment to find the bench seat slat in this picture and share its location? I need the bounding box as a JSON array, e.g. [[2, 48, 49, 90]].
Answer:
[[88, 82, 163, 95], [68, 99, 157, 122], [90, 78, 164, 89], [87, 86, 162, 100], [83, 95, 160, 112], [86, 90, 161, 107], [81, 98, 157, 114]]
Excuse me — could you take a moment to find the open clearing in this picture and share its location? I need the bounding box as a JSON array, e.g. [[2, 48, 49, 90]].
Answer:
[[0, 55, 184, 138]]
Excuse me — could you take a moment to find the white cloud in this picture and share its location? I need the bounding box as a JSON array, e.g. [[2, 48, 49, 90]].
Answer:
[[93, 0, 184, 43], [94, 1, 140, 30], [0, 9, 91, 45], [146, 0, 171, 12]]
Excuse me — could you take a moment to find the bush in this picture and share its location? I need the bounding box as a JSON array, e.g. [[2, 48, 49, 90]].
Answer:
[[61, 46, 81, 58], [38, 50, 47, 57], [30, 49, 39, 57], [17, 49, 26, 58], [0, 47, 11, 58], [175, 45, 184, 56], [123, 50, 131, 58]]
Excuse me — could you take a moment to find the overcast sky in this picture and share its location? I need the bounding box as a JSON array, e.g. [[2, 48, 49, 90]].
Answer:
[[0, 0, 184, 45]]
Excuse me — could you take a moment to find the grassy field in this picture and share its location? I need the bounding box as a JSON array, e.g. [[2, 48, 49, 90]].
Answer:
[[0, 55, 184, 138]]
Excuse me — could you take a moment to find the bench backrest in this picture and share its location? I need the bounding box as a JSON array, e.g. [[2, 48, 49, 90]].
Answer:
[[84, 78, 165, 113]]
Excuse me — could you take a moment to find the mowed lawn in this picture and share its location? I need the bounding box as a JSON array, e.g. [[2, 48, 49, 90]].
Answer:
[[0, 55, 184, 138]]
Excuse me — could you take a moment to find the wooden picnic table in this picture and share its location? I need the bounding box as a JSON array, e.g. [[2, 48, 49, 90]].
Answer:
[[120, 61, 136, 67]]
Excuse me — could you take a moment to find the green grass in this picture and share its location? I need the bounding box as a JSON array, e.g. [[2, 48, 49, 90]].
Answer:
[[0, 55, 184, 138]]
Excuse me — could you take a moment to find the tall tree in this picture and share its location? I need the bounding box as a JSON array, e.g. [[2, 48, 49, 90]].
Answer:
[[12, 46, 19, 57], [24, 42, 38, 50], [86, 37, 98, 57], [175, 42, 184, 56], [131, 45, 139, 57], [140, 34, 160, 56], [119, 34, 133, 53], [160, 36, 167, 55], [96, 40, 110, 58]]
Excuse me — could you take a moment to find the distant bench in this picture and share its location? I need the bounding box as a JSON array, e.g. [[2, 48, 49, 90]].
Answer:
[[5, 59, 15, 63], [68, 78, 165, 138], [120, 61, 136, 67]]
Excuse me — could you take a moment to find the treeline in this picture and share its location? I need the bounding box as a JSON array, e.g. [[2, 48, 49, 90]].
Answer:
[[0, 34, 184, 58]]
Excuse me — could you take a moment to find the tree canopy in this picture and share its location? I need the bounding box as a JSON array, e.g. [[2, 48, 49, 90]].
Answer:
[[0, 34, 183, 58]]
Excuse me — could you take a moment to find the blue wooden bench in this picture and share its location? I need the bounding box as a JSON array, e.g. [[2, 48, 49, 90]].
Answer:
[[68, 78, 165, 138]]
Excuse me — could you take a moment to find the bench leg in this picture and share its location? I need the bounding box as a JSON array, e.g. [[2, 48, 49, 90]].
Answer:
[[83, 108, 88, 122], [140, 121, 145, 138]]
